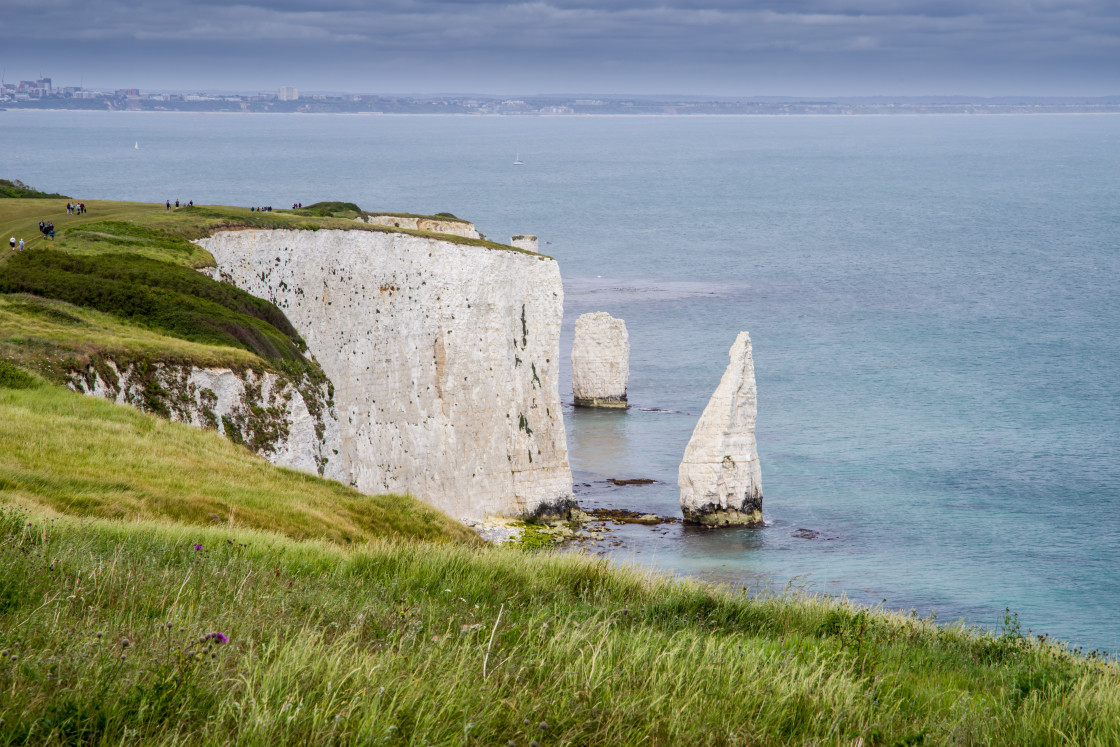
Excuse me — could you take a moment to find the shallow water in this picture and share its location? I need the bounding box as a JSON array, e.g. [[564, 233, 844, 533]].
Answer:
[[5, 110, 1119, 651]]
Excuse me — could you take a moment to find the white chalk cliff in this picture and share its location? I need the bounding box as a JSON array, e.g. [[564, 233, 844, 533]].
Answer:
[[198, 228, 574, 522], [678, 331, 763, 526], [571, 312, 630, 408]]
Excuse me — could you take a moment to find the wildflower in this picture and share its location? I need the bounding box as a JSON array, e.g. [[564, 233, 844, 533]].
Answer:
[[620, 608, 630, 614], [193, 544, 203, 551], [206, 632, 229, 644], [120, 638, 131, 648]]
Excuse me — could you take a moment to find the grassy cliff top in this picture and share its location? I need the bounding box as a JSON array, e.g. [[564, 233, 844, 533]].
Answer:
[[362, 210, 470, 223], [0, 197, 544, 262]]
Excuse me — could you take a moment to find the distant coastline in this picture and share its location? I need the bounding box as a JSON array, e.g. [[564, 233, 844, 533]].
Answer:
[[3, 90, 1119, 117]]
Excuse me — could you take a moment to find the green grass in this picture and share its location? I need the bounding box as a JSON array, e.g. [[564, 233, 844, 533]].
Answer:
[[0, 380, 476, 546], [0, 250, 311, 370], [0, 294, 266, 384], [1, 503, 1118, 746]]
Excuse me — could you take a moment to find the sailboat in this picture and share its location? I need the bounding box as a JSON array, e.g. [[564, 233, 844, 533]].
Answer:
[[134, 142, 139, 150], [514, 153, 524, 166]]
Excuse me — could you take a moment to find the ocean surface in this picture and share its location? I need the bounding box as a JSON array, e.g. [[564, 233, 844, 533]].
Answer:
[[4, 110, 1119, 652]]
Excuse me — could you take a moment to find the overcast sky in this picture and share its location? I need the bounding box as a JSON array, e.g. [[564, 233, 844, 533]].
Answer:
[[2, 0, 1117, 96]]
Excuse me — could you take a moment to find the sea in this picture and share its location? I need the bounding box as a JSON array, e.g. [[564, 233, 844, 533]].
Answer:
[[4, 110, 1119, 652]]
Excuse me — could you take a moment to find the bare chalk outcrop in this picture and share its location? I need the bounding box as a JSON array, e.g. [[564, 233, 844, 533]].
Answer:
[[571, 312, 630, 409], [678, 331, 763, 526], [359, 214, 480, 239], [70, 361, 338, 477]]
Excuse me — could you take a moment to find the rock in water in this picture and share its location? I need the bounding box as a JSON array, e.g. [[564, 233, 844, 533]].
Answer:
[[678, 332, 763, 526], [571, 312, 630, 408]]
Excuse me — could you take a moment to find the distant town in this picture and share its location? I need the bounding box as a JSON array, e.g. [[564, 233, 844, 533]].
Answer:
[[4, 78, 1119, 115]]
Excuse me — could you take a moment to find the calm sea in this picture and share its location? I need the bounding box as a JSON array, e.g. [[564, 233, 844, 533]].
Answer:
[[4, 110, 1119, 651]]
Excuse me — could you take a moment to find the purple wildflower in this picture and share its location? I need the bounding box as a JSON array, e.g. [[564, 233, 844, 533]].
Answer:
[[193, 544, 203, 551], [206, 632, 229, 644]]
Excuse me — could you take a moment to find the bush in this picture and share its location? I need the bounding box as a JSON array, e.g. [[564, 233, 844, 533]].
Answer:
[[0, 178, 69, 199], [0, 251, 311, 369], [0, 360, 39, 389]]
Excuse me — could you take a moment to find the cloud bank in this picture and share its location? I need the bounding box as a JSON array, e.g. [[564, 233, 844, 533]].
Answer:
[[3, 0, 1117, 95]]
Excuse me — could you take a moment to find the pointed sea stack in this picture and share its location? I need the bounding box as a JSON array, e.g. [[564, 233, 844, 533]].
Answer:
[[678, 331, 763, 526], [572, 312, 630, 408]]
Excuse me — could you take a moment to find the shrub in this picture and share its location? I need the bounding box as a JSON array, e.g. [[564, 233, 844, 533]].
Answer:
[[0, 251, 311, 369], [0, 178, 69, 199]]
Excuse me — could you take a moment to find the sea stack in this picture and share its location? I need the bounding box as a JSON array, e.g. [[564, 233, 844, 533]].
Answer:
[[678, 331, 763, 526], [571, 312, 630, 408]]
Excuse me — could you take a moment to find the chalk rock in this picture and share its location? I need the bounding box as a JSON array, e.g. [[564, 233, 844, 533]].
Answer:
[[198, 229, 574, 522], [511, 235, 538, 252], [359, 214, 480, 239], [571, 312, 630, 408], [678, 331, 763, 526], [69, 360, 338, 476]]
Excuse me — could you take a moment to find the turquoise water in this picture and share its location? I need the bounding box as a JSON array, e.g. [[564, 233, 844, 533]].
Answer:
[[5, 110, 1120, 651]]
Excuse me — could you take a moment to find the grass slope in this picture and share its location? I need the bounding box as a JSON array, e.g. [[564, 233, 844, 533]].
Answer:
[[0, 294, 265, 384], [0, 381, 476, 546], [1, 506, 1118, 746]]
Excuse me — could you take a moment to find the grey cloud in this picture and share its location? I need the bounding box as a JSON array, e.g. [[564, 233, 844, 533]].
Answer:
[[3, 0, 1117, 94]]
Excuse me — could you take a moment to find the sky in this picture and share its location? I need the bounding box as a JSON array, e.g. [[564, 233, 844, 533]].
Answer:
[[1, 0, 1117, 97]]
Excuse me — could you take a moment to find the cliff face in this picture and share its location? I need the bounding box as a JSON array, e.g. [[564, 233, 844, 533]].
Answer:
[[678, 331, 763, 526], [69, 360, 339, 476], [199, 229, 573, 522]]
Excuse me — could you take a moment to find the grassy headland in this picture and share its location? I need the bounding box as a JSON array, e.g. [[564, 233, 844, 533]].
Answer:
[[2, 190, 1119, 744]]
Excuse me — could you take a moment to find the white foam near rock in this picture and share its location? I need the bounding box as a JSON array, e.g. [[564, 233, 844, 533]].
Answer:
[[678, 331, 763, 526], [571, 312, 630, 408]]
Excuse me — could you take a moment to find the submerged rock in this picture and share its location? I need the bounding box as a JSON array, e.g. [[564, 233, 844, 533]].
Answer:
[[572, 312, 630, 408], [678, 331, 763, 526]]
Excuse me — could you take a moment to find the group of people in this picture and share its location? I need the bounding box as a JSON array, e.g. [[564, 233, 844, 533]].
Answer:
[[38, 221, 55, 240], [66, 202, 87, 214], [250, 205, 275, 212], [9, 237, 25, 252], [291, 202, 304, 209], [165, 199, 194, 210]]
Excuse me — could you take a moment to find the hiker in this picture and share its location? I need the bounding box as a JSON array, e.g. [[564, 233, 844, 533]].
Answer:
[[47, 223, 54, 240], [166, 200, 171, 211], [18, 239, 24, 252], [8, 237, 14, 250], [39, 221, 45, 235], [175, 199, 179, 208]]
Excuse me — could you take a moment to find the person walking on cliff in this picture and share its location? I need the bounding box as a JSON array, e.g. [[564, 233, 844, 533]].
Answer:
[[8, 237, 14, 250], [18, 238, 24, 252]]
